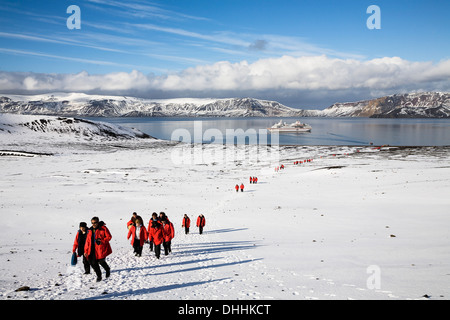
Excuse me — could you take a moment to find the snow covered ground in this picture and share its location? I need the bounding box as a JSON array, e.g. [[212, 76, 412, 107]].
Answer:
[[0, 114, 449, 300]]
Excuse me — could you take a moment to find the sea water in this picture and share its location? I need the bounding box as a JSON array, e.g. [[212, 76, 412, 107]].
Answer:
[[85, 117, 450, 146]]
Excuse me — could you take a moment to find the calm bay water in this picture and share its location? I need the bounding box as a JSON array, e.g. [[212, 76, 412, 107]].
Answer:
[[87, 117, 450, 146]]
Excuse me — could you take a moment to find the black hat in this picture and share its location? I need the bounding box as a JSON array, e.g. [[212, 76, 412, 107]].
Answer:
[[79, 222, 87, 228]]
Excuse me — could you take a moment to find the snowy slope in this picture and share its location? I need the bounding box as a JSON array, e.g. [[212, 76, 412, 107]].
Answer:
[[0, 118, 449, 300], [0, 113, 153, 141]]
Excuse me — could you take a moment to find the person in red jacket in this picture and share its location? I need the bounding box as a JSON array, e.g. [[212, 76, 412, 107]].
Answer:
[[127, 217, 148, 257], [84, 217, 112, 282], [72, 222, 90, 274], [162, 216, 175, 252], [182, 214, 190, 234], [162, 219, 174, 256], [148, 220, 164, 259], [196, 214, 206, 234], [235, 184, 239, 192], [147, 212, 160, 252], [240, 183, 244, 192]]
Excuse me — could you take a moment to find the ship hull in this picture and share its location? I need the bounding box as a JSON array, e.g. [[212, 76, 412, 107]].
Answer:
[[267, 127, 311, 133]]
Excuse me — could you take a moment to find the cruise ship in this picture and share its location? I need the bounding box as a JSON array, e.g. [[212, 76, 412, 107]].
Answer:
[[267, 120, 312, 133]]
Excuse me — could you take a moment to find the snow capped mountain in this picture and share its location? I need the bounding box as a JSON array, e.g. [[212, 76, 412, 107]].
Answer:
[[0, 93, 303, 118], [0, 91, 448, 118], [319, 92, 450, 118]]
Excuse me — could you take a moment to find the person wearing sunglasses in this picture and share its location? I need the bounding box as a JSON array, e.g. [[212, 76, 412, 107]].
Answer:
[[84, 217, 112, 282]]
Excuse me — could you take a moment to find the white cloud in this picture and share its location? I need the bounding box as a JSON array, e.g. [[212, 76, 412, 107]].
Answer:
[[150, 55, 450, 92], [1, 55, 449, 107]]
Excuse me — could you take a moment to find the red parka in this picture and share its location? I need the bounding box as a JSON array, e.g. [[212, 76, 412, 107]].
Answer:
[[182, 216, 190, 228], [72, 231, 87, 257], [147, 219, 161, 232], [148, 225, 164, 246], [162, 223, 173, 242], [163, 222, 175, 242], [127, 225, 148, 247], [170, 221, 175, 238], [84, 223, 112, 260], [196, 215, 206, 227]]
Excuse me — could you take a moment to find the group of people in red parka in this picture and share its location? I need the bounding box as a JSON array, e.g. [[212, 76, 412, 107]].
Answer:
[[249, 176, 258, 184], [127, 212, 174, 259], [127, 212, 207, 258], [181, 214, 206, 234], [294, 159, 313, 165], [235, 176, 259, 192], [72, 212, 206, 282]]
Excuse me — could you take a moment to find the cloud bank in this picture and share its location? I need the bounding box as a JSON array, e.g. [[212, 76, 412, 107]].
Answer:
[[1, 55, 449, 108]]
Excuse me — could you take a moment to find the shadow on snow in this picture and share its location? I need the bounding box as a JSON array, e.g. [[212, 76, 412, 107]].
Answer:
[[84, 278, 231, 300]]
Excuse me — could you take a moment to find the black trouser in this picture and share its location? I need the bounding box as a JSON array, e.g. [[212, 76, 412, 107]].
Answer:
[[82, 255, 91, 274], [199, 226, 203, 234], [89, 256, 110, 279], [163, 240, 172, 255], [133, 241, 143, 256], [185, 227, 189, 234], [154, 244, 161, 259], [163, 241, 169, 255], [149, 240, 153, 251]]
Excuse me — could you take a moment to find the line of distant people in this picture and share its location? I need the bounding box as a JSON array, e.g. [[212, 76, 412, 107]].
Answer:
[[71, 213, 206, 282], [235, 176, 259, 192], [127, 212, 206, 259]]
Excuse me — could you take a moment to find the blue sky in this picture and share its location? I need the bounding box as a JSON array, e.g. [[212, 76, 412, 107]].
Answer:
[[0, 0, 449, 107]]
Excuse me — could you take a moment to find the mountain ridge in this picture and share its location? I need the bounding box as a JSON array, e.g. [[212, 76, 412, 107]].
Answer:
[[0, 91, 448, 118], [319, 92, 450, 118]]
